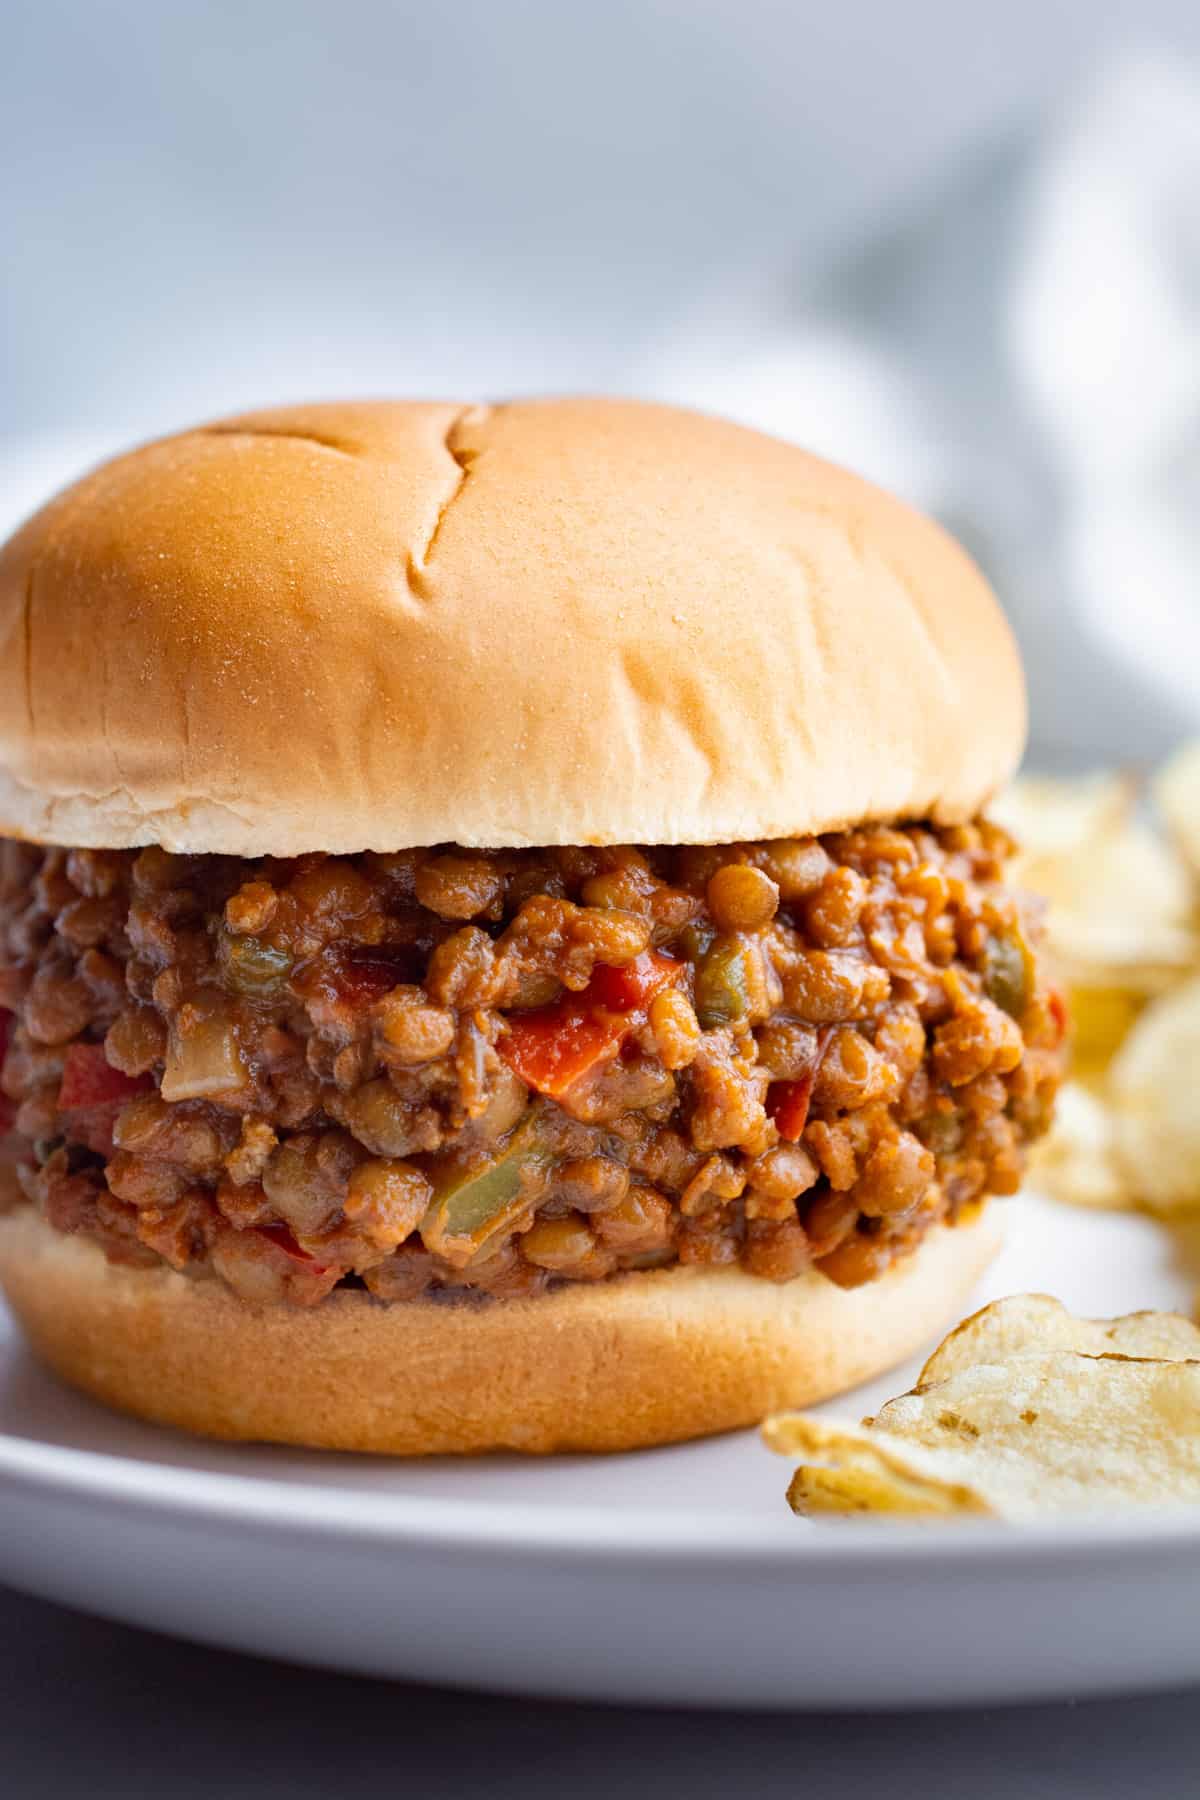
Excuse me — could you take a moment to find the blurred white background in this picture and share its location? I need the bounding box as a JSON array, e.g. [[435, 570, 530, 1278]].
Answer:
[[5, 0, 1200, 766]]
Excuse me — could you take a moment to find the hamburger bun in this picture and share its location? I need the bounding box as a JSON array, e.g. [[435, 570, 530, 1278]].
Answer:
[[0, 1199, 1001, 1454], [0, 398, 1024, 1454], [0, 398, 1025, 857]]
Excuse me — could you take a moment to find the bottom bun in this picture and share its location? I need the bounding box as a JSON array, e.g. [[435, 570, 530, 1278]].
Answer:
[[0, 1203, 1001, 1454]]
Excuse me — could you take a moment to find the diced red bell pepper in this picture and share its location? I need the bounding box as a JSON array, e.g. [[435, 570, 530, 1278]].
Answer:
[[58, 1043, 155, 1155], [586, 951, 683, 1014], [500, 1003, 627, 1099], [500, 951, 684, 1100], [255, 1221, 328, 1267], [295, 943, 420, 1011], [240, 1222, 339, 1304], [59, 1042, 152, 1111], [1048, 987, 1069, 1048], [768, 1077, 815, 1142], [767, 1028, 834, 1143]]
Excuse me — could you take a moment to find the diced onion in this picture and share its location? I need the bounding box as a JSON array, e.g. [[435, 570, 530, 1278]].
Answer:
[[161, 1012, 249, 1100]]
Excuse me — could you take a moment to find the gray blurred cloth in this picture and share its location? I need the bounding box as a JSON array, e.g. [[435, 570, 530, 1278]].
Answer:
[[4, 50, 1198, 774], [644, 51, 1200, 769]]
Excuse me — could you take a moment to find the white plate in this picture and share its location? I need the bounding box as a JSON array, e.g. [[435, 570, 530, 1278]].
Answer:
[[0, 1191, 1199, 1709]]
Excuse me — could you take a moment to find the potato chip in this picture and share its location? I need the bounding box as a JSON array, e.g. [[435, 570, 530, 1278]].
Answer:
[[1067, 987, 1145, 1077], [1109, 975, 1200, 1211], [765, 1295, 1200, 1519], [918, 1292, 1200, 1384], [991, 773, 1133, 860], [996, 774, 1198, 996], [766, 1354, 1200, 1520], [1029, 1081, 1130, 1210], [1155, 739, 1200, 880], [1037, 816, 1195, 992], [762, 1414, 990, 1517], [991, 759, 1200, 1220]]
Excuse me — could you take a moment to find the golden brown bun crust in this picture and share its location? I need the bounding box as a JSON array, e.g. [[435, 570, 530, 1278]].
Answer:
[[0, 1204, 1001, 1453], [0, 399, 1025, 855]]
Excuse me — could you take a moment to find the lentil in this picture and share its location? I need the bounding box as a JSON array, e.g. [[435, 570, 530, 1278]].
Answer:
[[0, 823, 1063, 1305]]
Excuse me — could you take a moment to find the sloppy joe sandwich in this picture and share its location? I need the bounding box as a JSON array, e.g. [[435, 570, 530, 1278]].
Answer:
[[0, 398, 1064, 1452]]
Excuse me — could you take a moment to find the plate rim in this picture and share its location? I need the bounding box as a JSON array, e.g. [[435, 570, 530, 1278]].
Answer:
[[3, 1421, 1200, 1572]]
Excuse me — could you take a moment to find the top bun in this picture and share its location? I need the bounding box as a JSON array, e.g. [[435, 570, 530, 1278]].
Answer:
[[0, 398, 1025, 855]]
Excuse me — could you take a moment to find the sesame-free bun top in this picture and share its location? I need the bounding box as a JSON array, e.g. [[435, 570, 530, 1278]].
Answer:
[[0, 398, 1026, 855]]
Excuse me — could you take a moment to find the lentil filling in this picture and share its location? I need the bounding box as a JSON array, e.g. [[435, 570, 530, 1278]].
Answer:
[[0, 824, 1064, 1307]]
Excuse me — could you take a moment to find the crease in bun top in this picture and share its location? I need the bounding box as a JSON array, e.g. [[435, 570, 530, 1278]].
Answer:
[[0, 399, 1065, 1454]]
